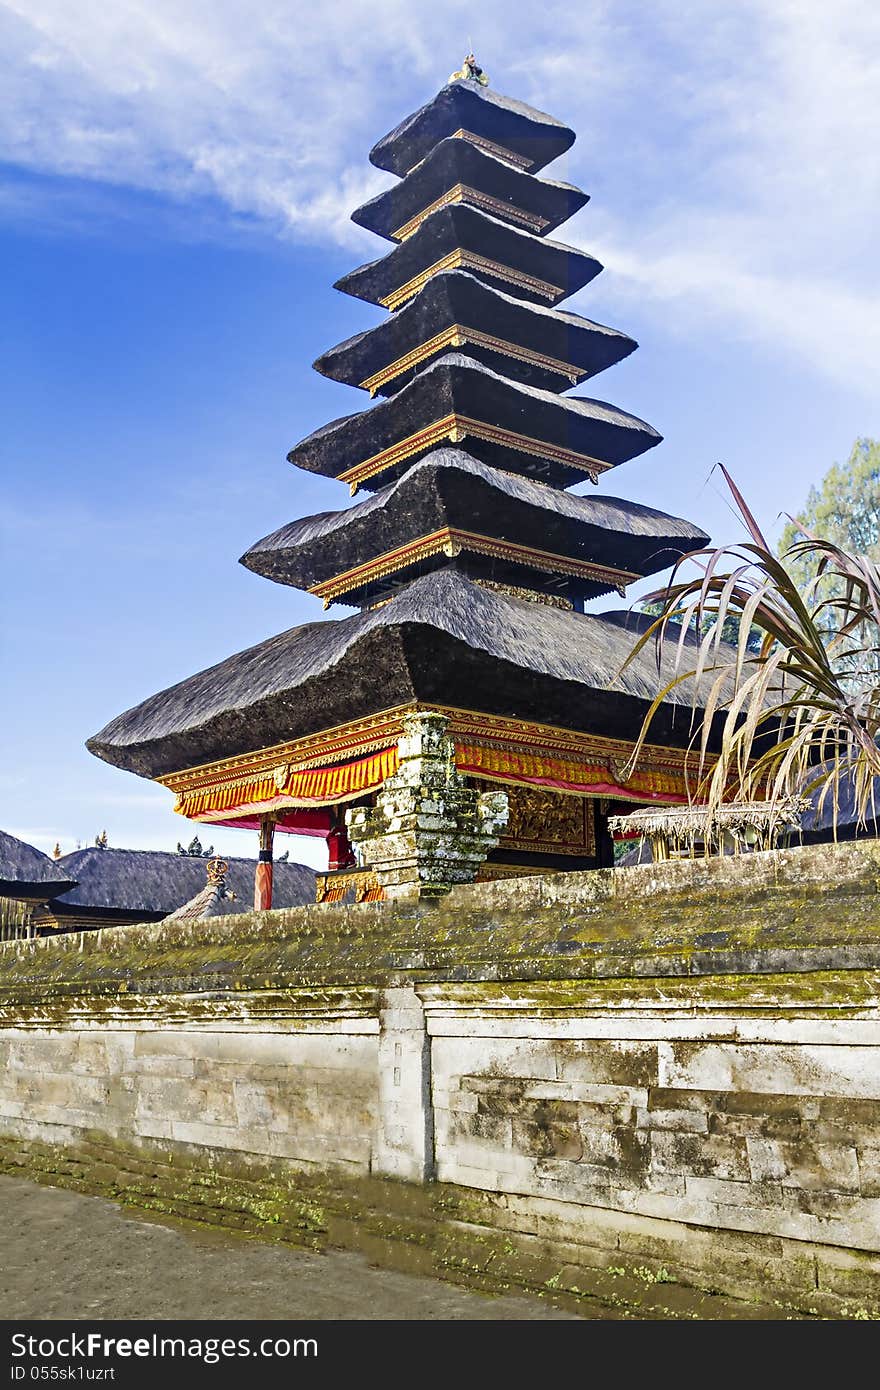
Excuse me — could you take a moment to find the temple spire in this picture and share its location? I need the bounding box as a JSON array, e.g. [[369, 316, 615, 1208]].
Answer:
[[88, 65, 714, 905]]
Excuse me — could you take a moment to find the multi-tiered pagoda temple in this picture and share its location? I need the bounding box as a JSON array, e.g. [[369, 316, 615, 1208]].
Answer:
[[88, 62, 712, 903]]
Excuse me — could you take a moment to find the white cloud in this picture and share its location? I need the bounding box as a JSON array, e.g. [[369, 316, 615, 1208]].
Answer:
[[1, 0, 878, 392]]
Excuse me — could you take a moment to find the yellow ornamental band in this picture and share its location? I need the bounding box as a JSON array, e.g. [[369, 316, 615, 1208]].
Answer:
[[309, 527, 640, 605], [380, 250, 562, 311], [158, 703, 702, 825], [359, 325, 583, 396], [393, 186, 549, 242], [339, 414, 611, 493]]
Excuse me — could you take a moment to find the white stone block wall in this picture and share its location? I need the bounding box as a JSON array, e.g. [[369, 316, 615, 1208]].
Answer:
[[426, 1008, 880, 1255], [0, 1023, 379, 1177], [2, 981, 877, 1264]]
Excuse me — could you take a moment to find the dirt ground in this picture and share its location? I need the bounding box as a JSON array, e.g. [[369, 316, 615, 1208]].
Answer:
[[0, 1174, 581, 1321]]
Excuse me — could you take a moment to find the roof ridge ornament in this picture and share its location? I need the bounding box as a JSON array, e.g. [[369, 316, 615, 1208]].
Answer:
[[449, 53, 489, 86], [205, 857, 229, 886]]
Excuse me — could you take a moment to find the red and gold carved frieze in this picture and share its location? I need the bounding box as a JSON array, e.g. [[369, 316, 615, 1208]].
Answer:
[[158, 709, 411, 821], [158, 703, 699, 825], [440, 706, 696, 801]]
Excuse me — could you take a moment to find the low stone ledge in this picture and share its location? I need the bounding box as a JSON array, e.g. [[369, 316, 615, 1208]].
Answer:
[[1, 1132, 876, 1320], [1, 841, 880, 1004]]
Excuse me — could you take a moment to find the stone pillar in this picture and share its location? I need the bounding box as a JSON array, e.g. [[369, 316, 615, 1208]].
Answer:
[[373, 985, 433, 1182], [345, 710, 509, 900]]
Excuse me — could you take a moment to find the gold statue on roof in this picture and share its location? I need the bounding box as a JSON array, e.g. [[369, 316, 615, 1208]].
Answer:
[[450, 53, 489, 85]]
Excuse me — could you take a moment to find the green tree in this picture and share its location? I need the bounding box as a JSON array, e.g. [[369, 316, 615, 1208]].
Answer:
[[638, 600, 762, 654], [621, 466, 880, 831], [779, 438, 880, 581], [779, 439, 880, 685]]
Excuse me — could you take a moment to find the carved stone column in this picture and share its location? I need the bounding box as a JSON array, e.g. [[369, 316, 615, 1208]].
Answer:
[[345, 710, 508, 899]]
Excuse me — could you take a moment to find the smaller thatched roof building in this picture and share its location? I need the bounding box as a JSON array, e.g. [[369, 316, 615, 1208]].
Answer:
[[0, 830, 76, 902], [31, 847, 315, 933]]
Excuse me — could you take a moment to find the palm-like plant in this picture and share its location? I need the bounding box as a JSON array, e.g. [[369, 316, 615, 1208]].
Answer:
[[622, 466, 880, 830]]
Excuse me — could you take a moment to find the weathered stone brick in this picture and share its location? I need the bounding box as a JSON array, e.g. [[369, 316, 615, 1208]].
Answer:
[[513, 1117, 583, 1161], [856, 1145, 880, 1196], [642, 1107, 709, 1134], [555, 1041, 659, 1088]]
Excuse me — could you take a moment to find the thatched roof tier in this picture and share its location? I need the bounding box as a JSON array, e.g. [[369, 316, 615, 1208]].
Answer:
[[287, 353, 662, 493], [88, 572, 719, 781], [334, 204, 602, 311], [351, 138, 588, 243], [797, 766, 880, 840], [241, 450, 708, 607], [0, 829, 76, 899], [50, 848, 314, 918], [315, 270, 635, 397], [369, 80, 575, 177]]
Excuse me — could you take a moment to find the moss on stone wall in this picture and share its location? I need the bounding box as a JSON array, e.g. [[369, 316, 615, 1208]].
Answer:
[[2, 1131, 874, 1319], [1, 840, 879, 1008]]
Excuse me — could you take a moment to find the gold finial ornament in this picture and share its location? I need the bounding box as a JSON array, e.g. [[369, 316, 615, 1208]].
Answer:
[[449, 53, 489, 86], [206, 858, 229, 886], [52, 842, 61, 860]]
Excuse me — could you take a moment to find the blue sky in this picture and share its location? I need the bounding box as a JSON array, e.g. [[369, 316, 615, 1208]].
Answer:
[[1, 0, 878, 870]]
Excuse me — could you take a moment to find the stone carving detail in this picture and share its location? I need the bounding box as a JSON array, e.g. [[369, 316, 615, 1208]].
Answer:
[[503, 786, 585, 846], [346, 710, 508, 899], [469, 781, 595, 855]]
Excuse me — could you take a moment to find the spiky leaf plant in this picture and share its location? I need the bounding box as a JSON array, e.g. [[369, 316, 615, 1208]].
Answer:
[[621, 466, 880, 833]]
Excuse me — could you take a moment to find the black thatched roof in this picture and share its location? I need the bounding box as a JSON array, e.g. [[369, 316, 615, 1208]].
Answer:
[[51, 848, 314, 916], [334, 204, 602, 310], [288, 353, 662, 493], [88, 571, 722, 781], [799, 768, 880, 839], [241, 449, 708, 606], [0, 829, 77, 898], [352, 138, 588, 243], [597, 608, 707, 646], [369, 81, 575, 177], [315, 270, 635, 397]]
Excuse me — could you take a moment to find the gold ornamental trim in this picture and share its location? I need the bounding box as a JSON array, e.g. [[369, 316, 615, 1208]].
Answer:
[[171, 746, 400, 821], [315, 868, 385, 904], [339, 413, 611, 493], [393, 185, 550, 241], [451, 129, 534, 170], [359, 324, 583, 396], [309, 527, 639, 605], [158, 707, 416, 798], [380, 250, 562, 311], [159, 705, 698, 796], [157, 703, 700, 827], [435, 706, 699, 779]]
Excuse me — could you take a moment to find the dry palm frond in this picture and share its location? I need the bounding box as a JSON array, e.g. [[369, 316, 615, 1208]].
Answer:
[[620, 466, 880, 832]]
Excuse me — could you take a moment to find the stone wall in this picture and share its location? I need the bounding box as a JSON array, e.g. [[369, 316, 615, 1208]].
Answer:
[[0, 1025, 378, 1176], [1, 841, 879, 1314]]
